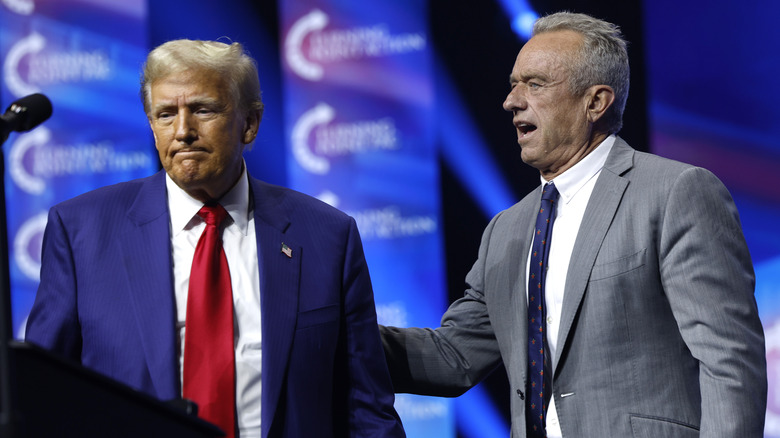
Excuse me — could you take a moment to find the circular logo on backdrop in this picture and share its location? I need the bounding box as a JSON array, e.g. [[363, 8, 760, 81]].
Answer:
[[14, 211, 48, 282], [3, 31, 112, 98], [3, 32, 45, 97], [9, 127, 50, 195], [291, 102, 334, 174], [291, 103, 398, 175], [8, 127, 153, 195], [285, 9, 329, 81], [283, 8, 426, 82]]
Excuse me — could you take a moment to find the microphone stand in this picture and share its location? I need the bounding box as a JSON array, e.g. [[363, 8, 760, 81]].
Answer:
[[0, 131, 20, 436]]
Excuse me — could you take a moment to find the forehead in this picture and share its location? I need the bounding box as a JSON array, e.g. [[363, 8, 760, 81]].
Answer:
[[150, 68, 229, 103], [511, 30, 583, 77]]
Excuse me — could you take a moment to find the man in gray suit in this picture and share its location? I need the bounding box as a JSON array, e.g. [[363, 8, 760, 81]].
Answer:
[[380, 11, 767, 437]]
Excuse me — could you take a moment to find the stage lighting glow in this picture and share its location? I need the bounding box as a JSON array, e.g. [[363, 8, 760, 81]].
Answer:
[[497, 0, 538, 40], [436, 57, 516, 219]]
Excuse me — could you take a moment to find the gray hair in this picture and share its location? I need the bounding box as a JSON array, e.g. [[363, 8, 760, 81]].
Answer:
[[533, 12, 629, 134], [140, 39, 264, 118]]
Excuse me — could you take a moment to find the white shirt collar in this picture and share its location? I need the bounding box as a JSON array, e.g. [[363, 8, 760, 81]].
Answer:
[[542, 134, 616, 204], [165, 162, 251, 236]]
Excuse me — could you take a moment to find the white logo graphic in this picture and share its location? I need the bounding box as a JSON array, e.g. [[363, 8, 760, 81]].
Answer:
[[3, 32, 111, 97], [292, 103, 398, 175], [285, 9, 329, 81], [292, 103, 334, 174], [313, 190, 436, 241], [2, 0, 34, 15], [350, 206, 437, 240], [3, 32, 45, 97], [284, 9, 426, 81], [9, 127, 50, 194], [14, 211, 47, 282], [9, 127, 153, 195]]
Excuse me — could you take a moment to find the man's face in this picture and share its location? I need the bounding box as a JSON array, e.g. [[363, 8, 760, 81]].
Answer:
[[503, 30, 595, 179], [148, 68, 258, 201]]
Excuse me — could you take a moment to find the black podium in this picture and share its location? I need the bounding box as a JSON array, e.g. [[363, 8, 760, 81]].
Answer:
[[2, 341, 223, 437]]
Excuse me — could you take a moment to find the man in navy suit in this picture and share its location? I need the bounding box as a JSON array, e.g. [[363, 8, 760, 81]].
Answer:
[[26, 39, 405, 438]]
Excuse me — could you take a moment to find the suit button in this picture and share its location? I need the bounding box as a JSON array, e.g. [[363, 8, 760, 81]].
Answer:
[[516, 389, 525, 400]]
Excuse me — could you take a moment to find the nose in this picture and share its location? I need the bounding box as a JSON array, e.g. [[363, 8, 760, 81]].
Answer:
[[503, 84, 526, 112], [174, 110, 197, 143]]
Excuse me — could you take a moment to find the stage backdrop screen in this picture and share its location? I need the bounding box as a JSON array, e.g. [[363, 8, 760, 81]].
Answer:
[[279, 1, 453, 436], [0, 0, 155, 337]]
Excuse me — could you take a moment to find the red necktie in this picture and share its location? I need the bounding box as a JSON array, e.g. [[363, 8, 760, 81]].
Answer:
[[183, 204, 236, 438]]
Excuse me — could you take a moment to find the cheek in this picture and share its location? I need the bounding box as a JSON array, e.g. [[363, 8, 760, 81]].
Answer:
[[151, 127, 173, 151], [549, 107, 581, 130], [153, 139, 168, 161]]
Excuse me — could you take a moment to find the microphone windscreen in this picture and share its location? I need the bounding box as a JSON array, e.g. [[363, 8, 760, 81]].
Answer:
[[11, 93, 53, 131]]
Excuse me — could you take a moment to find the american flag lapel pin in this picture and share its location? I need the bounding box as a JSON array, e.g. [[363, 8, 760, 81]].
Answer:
[[281, 242, 293, 258]]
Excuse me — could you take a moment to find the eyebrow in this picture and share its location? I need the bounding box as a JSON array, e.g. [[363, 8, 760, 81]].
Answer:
[[509, 71, 551, 85], [151, 97, 226, 114]]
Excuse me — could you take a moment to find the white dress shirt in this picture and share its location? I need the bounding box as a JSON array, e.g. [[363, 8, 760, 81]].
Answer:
[[526, 135, 615, 438], [166, 165, 263, 437]]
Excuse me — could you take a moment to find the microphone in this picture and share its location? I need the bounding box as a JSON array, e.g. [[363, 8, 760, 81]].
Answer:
[[0, 93, 53, 143]]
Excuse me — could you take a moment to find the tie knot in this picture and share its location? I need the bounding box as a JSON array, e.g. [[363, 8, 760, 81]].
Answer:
[[541, 182, 559, 202], [198, 203, 228, 228]]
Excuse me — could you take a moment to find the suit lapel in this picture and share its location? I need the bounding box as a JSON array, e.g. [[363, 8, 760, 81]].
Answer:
[[119, 171, 179, 399], [554, 139, 634, 368], [509, 192, 540, 382], [250, 179, 300, 437]]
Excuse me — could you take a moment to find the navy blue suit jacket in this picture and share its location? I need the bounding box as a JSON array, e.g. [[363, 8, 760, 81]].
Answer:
[[26, 170, 404, 437]]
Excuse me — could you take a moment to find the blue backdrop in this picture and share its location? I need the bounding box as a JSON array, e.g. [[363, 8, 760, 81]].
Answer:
[[278, 1, 452, 436], [0, 0, 153, 338], [644, 1, 780, 434]]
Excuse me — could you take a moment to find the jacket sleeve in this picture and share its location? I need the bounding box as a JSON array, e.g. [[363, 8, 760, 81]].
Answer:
[[380, 213, 504, 397], [659, 167, 767, 437], [341, 218, 407, 437], [25, 206, 83, 361]]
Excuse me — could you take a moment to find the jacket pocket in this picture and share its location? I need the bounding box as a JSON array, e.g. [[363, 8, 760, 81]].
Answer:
[[296, 304, 340, 329], [590, 248, 646, 281], [630, 414, 699, 438]]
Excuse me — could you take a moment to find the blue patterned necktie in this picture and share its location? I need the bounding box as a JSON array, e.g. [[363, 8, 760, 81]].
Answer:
[[527, 182, 559, 437]]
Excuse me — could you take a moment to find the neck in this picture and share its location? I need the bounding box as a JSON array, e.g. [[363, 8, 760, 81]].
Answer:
[[540, 131, 610, 180]]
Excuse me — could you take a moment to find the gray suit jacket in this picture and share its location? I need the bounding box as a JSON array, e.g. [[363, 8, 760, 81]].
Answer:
[[381, 137, 766, 437]]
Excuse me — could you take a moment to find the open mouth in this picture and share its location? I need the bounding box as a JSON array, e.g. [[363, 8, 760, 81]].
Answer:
[[518, 123, 537, 136]]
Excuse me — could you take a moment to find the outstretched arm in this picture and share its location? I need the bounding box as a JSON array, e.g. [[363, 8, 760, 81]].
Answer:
[[381, 214, 505, 396]]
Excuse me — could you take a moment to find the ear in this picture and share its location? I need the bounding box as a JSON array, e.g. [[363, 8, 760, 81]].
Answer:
[[242, 109, 262, 145], [585, 85, 615, 124]]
